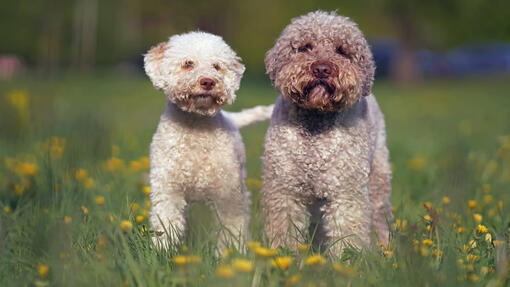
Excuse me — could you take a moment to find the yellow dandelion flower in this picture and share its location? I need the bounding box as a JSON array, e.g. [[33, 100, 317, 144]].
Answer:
[[433, 249, 443, 258], [466, 254, 479, 263], [442, 197, 451, 205], [457, 227, 466, 233], [420, 246, 430, 257], [130, 203, 139, 212], [254, 246, 278, 258], [129, 160, 142, 172], [333, 263, 357, 276], [142, 186, 151, 196], [97, 235, 107, 248], [424, 202, 432, 209], [246, 178, 262, 190], [84, 178, 95, 190], [173, 255, 188, 266], [304, 254, 326, 266], [392, 263, 398, 270], [462, 245, 470, 253], [81, 206, 88, 215], [485, 233, 492, 242], [75, 169, 88, 181], [136, 215, 144, 224], [481, 266, 489, 275], [38, 263, 49, 279], [247, 241, 261, 250], [105, 157, 124, 172], [423, 215, 432, 221], [476, 224, 488, 235], [426, 225, 431, 231], [402, 219, 408, 230], [13, 184, 24, 196], [120, 220, 133, 232], [493, 240, 504, 248], [468, 200, 477, 209], [409, 156, 426, 171], [95, 196, 105, 205], [109, 214, 115, 223], [64, 216, 72, 224], [4, 206, 11, 213], [483, 194, 493, 204], [384, 249, 393, 257], [285, 274, 302, 286], [473, 213, 482, 223], [469, 240, 477, 249], [272, 256, 292, 270], [297, 243, 309, 253], [16, 162, 38, 176], [216, 265, 235, 278], [232, 259, 253, 272], [139, 156, 150, 169], [222, 248, 233, 259], [422, 239, 433, 246]]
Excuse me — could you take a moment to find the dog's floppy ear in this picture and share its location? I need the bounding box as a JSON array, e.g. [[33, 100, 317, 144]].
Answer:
[[144, 42, 168, 91], [233, 56, 246, 75]]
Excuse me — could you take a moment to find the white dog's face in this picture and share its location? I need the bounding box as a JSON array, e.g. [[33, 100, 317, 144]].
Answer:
[[144, 32, 245, 116]]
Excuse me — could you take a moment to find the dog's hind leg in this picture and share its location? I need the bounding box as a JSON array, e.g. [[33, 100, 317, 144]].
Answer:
[[368, 135, 393, 247]]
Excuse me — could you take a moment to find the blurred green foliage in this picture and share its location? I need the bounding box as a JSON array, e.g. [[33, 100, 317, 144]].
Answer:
[[1, 0, 509, 72]]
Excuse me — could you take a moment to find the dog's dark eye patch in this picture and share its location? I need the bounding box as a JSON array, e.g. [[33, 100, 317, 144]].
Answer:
[[298, 43, 313, 53], [213, 63, 221, 71], [183, 60, 194, 69], [336, 46, 348, 57]]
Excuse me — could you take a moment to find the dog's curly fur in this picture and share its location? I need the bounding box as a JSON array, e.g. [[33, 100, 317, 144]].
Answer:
[[145, 32, 271, 250], [261, 11, 393, 255]]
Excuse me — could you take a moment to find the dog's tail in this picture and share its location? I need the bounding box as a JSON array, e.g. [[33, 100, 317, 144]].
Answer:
[[222, 104, 274, 129]]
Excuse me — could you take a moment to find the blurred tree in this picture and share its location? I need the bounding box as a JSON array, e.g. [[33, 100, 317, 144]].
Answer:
[[72, 0, 98, 70]]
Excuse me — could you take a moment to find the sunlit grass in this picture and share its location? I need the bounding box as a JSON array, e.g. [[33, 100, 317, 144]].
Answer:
[[0, 74, 509, 286]]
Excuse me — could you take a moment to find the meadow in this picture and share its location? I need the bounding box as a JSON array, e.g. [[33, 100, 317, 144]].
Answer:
[[0, 73, 509, 286]]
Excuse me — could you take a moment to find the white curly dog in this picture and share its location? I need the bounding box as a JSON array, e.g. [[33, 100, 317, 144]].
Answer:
[[144, 31, 272, 250]]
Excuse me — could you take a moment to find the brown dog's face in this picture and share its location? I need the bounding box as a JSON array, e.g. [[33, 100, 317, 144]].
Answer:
[[265, 11, 375, 112]]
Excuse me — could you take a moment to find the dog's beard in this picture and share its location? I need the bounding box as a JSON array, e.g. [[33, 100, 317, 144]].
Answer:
[[287, 78, 343, 112], [171, 89, 230, 117]]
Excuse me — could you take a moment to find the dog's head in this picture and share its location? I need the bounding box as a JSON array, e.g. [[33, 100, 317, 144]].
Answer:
[[144, 32, 245, 116], [265, 11, 375, 112]]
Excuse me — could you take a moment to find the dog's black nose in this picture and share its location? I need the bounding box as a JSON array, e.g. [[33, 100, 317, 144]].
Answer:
[[200, 78, 216, 90], [311, 61, 333, 78]]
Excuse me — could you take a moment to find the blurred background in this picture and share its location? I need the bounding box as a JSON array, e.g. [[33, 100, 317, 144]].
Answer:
[[1, 0, 510, 81]]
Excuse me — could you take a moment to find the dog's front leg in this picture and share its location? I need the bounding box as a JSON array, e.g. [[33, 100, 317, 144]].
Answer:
[[149, 170, 187, 250], [262, 181, 309, 250], [321, 188, 371, 257], [210, 190, 251, 252]]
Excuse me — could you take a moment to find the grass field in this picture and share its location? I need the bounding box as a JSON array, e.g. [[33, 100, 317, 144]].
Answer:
[[1, 73, 509, 286]]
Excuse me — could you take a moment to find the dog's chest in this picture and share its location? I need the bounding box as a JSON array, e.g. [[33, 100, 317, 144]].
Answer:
[[290, 112, 372, 197], [154, 119, 241, 191]]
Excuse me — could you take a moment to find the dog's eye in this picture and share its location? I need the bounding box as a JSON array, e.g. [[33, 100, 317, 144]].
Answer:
[[183, 60, 194, 69], [213, 63, 221, 71], [298, 43, 313, 53], [336, 46, 347, 56]]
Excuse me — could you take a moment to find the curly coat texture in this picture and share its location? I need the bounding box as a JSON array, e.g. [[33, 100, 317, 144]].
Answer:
[[262, 11, 393, 255], [145, 31, 258, 250]]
